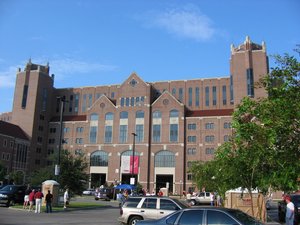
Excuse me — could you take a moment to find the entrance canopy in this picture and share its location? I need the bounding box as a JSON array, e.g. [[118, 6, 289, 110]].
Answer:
[[114, 184, 136, 190]]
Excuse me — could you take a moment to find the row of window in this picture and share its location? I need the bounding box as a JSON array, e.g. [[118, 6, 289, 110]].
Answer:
[[187, 122, 232, 130], [2, 139, 14, 148]]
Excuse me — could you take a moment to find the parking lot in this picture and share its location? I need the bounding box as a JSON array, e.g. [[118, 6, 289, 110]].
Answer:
[[0, 196, 281, 225]]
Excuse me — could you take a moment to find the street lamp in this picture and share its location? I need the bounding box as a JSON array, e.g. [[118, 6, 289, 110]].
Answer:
[[131, 132, 137, 185], [55, 96, 66, 177]]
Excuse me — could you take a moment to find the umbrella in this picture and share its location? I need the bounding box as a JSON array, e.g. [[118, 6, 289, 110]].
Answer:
[[114, 184, 136, 190]]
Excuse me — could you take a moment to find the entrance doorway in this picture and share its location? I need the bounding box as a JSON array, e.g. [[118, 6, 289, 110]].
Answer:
[[91, 173, 106, 188], [121, 174, 137, 185], [156, 175, 173, 194]]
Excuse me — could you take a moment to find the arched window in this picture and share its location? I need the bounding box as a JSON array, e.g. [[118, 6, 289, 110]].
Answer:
[[154, 150, 175, 167], [170, 109, 179, 117], [120, 111, 128, 119], [122, 150, 141, 156], [105, 112, 113, 120], [153, 110, 161, 119], [136, 111, 144, 118], [90, 150, 108, 166], [90, 113, 98, 121]]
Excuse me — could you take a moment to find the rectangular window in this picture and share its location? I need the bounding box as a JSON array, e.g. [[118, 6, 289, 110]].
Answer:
[[121, 98, 125, 106], [205, 123, 214, 129], [153, 125, 161, 142], [88, 94, 93, 108], [179, 88, 183, 102], [21, 85, 29, 108], [222, 85, 227, 105], [104, 126, 112, 143], [170, 124, 178, 142], [69, 95, 73, 112], [230, 74, 234, 104], [188, 87, 193, 106], [187, 136, 196, 142], [205, 135, 215, 143], [74, 94, 79, 113], [136, 125, 144, 143], [82, 94, 87, 112], [187, 123, 196, 130], [246, 68, 254, 97], [89, 126, 97, 144], [205, 86, 209, 106], [125, 98, 130, 106], [195, 87, 200, 107], [187, 148, 196, 155], [119, 125, 128, 143], [205, 148, 215, 155], [131, 97, 135, 106], [212, 86, 217, 106], [111, 92, 115, 99], [172, 88, 176, 96]]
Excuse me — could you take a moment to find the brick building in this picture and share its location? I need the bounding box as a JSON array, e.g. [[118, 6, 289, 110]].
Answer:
[[0, 36, 268, 193]]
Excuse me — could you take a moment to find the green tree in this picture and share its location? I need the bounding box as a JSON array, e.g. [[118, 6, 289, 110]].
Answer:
[[29, 150, 89, 195]]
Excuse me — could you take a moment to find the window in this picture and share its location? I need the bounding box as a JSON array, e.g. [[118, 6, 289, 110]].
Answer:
[[205, 86, 209, 106], [82, 94, 87, 112], [224, 135, 230, 142], [119, 125, 128, 143], [205, 135, 215, 143], [230, 74, 234, 104], [141, 198, 157, 209], [3, 139, 7, 147], [105, 112, 114, 120], [172, 88, 176, 96], [179, 88, 183, 102], [136, 111, 144, 118], [21, 85, 28, 108], [195, 87, 200, 107], [160, 199, 179, 210], [187, 148, 196, 155], [76, 127, 84, 133], [155, 151, 175, 167], [125, 97, 130, 106], [89, 126, 97, 143], [205, 123, 215, 129], [224, 122, 232, 129], [121, 98, 125, 106], [75, 138, 83, 144], [111, 92, 115, 99], [88, 94, 93, 108], [246, 68, 254, 97], [136, 125, 144, 143], [188, 123, 196, 130], [222, 85, 227, 105], [75, 149, 83, 155], [205, 148, 215, 154], [74, 94, 79, 112], [188, 87, 193, 106], [187, 174, 193, 180], [170, 124, 178, 142], [187, 161, 193, 167], [207, 210, 237, 225], [104, 126, 112, 143], [69, 95, 73, 112], [120, 111, 128, 119], [170, 109, 179, 117], [130, 97, 134, 106], [63, 127, 70, 133], [153, 110, 161, 118], [187, 136, 196, 142], [90, 150, 108, 166], [152, 125, 161, 142], [178, 210, 204, 225], [213, 86, 217, 105]]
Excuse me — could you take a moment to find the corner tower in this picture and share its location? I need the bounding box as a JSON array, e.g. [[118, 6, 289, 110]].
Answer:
[[230, 36, 268, 105]]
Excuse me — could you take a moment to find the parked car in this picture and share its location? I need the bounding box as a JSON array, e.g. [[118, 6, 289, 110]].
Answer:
[[82, 189, 95, 195], [0, 185, 27, 207], [278, 194, 300, 225], [136, 207, 265, 225], [95, 188, 113, 201], [190, 192, 212, 206], [118, 196, 189, 225]]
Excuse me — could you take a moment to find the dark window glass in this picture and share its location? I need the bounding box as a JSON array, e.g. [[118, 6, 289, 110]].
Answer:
[[166, 211, 180, 225], [207, 210, 237, 225], [160, 199, 179, 210], [178, 210, 203, 225], [21, 85, 28, 108], [141, 198, 157, 209]]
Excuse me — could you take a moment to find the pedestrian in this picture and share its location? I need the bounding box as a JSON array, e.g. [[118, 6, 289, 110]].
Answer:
[[64, 188, 69, 209], [186, 191, 192, 205], [28, 189, 35, 212], [45, 190, 53, 213], [210, 192, 215, 206], [34, 189, 44, 213], [23, 185, 31, 210], [285, 195, 295, 225], [117, 191, 124, 207]]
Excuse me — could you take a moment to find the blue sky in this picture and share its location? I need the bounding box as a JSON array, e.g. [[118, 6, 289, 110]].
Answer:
[[0, 0, 299, 113]]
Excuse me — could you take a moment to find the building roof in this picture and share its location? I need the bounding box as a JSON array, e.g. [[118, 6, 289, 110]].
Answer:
[[0, 120, 29, 140], [50, 115, 87, 122], [186, 109, 234, 117]]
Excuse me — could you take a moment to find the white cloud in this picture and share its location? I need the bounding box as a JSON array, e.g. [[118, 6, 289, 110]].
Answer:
[[146, 5, 216, 41], [0, 66, 18, 88]]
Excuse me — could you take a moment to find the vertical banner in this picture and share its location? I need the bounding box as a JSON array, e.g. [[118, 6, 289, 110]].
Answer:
[[121, 155, 139, 174], [130, 156, 139, 174]]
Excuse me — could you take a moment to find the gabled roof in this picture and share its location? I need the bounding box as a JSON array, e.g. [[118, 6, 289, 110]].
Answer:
[[50, 115, 87, 122], [0, 121, 29, 140], [186, 109, 234, 117], [152, 90, 184, 107]]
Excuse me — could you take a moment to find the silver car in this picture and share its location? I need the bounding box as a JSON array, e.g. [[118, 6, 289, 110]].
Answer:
[[118, 196, 189, 225]]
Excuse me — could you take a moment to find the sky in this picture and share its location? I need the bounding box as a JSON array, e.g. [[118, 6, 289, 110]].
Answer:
[[0, 0, 299, 113]]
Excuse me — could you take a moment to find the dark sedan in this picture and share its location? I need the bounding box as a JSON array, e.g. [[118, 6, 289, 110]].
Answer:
[[136, 207, 264, 225], [0, 185, 26, 207]]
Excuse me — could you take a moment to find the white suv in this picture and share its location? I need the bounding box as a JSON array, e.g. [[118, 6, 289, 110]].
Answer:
[[190, 192, 212, 206], [118, 196, 189, 225]]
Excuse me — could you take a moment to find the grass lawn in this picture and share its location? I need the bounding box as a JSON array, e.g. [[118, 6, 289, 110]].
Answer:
[[11, 201, 106, 212]]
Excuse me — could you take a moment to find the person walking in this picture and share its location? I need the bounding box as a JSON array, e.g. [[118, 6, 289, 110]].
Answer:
[[210, 192, 215, 206], [28, 189, 35, 212], [63, 188, 69, 209], [45, 190, 53, 213], [34, 189, 44, 213], [285, 195, 295, 225], [23, 185, 31, 210]]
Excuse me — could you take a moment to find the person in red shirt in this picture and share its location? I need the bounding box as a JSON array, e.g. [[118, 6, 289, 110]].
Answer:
[[28, 189, 35, 212], [34, 189, 44, 213]]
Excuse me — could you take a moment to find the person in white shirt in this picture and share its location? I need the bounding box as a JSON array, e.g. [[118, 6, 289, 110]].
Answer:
[[285, 195, 295, 225], [64, 188, 69, 209]]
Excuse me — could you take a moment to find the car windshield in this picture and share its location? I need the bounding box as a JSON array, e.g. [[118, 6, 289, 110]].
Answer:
[[1, 185, 16, 192], [229, 209, 264, 225], [170, 198, 190, 208]]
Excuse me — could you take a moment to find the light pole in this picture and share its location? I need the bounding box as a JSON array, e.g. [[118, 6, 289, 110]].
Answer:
[[131, 132, 137, 185], [55, 96, 66, 177]]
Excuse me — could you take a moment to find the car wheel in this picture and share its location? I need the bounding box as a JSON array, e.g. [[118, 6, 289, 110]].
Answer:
[[129, 216, 143, 225], [190, 200, 196, 206], [8, 199, 15, 207]]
